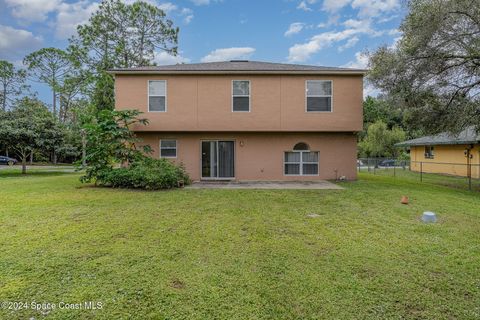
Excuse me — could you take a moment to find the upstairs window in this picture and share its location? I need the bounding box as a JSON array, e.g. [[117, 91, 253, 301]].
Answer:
[[149, 80, 167, 112], [424, 146, 434, 159], [160, 140, 177, 158], [232, 80, 250, 112], [306, 80, 332, 112]]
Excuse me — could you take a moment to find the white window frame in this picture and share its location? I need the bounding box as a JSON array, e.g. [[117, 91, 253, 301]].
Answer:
[[148, 80, 167, 112], [160, 139, 177, 158], [305, 80, 333, 113], [232, 80, 251, 112], [284, 151, 319, 176]]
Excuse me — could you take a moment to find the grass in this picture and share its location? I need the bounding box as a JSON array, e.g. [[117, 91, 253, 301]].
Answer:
[[360, 166, 480, 192], [0, 170, 479, 319]]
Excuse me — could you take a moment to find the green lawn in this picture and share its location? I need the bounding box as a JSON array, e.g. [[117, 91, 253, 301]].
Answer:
[[360, 166, 480, 192], [0, 171, 479, 319]]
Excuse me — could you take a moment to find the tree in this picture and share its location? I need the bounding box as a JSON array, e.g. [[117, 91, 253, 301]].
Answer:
[[70, 0, 179, 111], [368, 0, 480, 134], [363, 96, 405, 131], [0, 60, 28, 111], [359, 120, 406, 158], [80, 109, 150, 183], [0, 98, 60, 173], [23, 48, 79, 117]]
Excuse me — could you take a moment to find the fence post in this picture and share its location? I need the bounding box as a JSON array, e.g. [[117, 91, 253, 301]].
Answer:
[[420, 162, 423, 182], [468, 162, 472, 191]]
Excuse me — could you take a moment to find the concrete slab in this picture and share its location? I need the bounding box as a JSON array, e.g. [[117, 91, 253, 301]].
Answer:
[[186, 180, 343, 190]]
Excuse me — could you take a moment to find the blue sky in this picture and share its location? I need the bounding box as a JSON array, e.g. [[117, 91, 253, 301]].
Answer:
[[0, 0, 405, 102]]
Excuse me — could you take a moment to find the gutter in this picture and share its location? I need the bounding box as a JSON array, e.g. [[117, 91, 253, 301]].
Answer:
[[395, 140, 480, 147], [107, 70, 367, 76]]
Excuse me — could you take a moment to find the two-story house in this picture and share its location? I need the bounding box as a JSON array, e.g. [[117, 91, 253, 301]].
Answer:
[[111, 60, 364, 181]]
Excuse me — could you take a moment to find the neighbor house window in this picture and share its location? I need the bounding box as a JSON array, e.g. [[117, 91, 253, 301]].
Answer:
[[306, 80, 332, 112], [160, 140, 177, 158], [148, 80, 166, 112], [232, 80, 250, 112], [284, 142, 319, 175], [424, 146, 434, 159]]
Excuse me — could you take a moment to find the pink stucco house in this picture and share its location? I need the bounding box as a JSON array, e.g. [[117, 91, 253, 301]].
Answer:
[[110, 60, 364, 181]]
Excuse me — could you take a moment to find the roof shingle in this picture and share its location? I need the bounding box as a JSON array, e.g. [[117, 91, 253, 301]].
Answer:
[[396, 127, 480, 147], [109, 60, 366, 74]]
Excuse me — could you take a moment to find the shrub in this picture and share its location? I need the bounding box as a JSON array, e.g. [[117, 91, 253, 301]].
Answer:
[[96, 158, 190, 190]]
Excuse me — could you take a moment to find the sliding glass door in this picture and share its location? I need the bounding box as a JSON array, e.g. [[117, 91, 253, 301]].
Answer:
[[201, 141, 235, 179]]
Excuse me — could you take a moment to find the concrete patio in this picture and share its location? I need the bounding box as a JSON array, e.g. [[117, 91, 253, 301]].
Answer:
[[186, 180, 344, 190]]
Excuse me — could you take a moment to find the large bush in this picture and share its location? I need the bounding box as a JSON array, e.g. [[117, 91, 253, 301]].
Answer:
[[96, 158, 190, 190], [79, 109, 190, 190]]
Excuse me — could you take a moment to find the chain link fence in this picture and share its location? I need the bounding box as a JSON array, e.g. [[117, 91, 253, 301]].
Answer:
[[358, 158, 480, 192]]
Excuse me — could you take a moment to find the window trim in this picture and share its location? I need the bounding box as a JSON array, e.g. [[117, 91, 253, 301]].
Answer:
[[148, 80, 167, 112], [232, 80, 251, 112], [424, 145, 434, 159], [305, 80, 333, 113], [284, 150, 319, 176], [160, 139, 177, 158]]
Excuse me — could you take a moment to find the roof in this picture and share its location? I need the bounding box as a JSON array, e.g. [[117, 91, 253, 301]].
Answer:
[[396, 127, 480, 147], [108, 60, 367, 75]]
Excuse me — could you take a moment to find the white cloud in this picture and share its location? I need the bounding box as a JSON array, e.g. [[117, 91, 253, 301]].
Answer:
[[190, 0, 219, 5], [158, 2, 178, 14], [352, 0, 400, 18], [297, 1, 311, 11], [154, 51, 191, 65], [55, 1, 99, 39], [191, 0, 208, 4], [180, 8, 194, 24], [320, 0, 400, 18], [317, 14, 340, 28], [287, 19, 373, 62], [338, 36, 359, 51], [0, 25, 43, 59], [201, 47, 255, 62], [5, 0, 62, 23], [342, 51, 368, 68], [158, 3, 194, 24], [322, 0, 351, 12], [284, 23, 305, 37]]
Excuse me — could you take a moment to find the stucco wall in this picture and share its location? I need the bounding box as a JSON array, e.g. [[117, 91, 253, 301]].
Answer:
[[410, 144, 480, 178], [115, 74, 363, 132], [136, 132, 357, 181]]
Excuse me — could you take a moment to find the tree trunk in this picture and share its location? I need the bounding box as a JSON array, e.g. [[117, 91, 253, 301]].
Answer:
[[81, 129, 87, 166], [29, 151, 33, 165], [53, 89, 56, 116], [22, 155, 27, 174], [2, 84, 6, 111], [53, 150, 57, 165]]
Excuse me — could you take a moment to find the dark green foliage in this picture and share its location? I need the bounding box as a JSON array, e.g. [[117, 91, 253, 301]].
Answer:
[[79, 109, 190, 189], [96, 158, 190, 190], [0, 60, 29, 111], [0, 97, 62, 173], [358, 120, 407, 158], [70, 0, 179, 112], [79, 109, 149, 183], [367, 0, 480, 134]]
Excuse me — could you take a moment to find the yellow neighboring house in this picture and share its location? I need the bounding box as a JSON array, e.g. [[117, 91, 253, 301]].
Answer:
[[396, 127, 480, 178]]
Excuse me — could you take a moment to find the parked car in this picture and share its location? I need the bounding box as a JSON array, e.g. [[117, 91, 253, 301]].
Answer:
[[0, 156, 18, 166], [378, 159, 396, 167], [357, 159, 365, 166]]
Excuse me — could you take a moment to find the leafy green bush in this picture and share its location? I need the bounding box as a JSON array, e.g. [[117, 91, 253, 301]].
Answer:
[[96, 158, 190, 190]]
